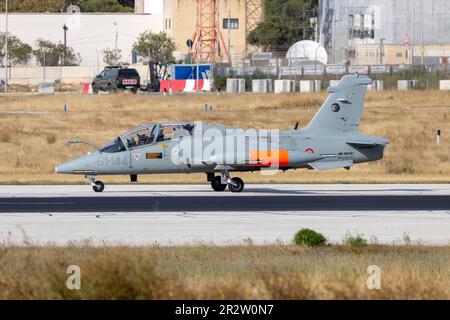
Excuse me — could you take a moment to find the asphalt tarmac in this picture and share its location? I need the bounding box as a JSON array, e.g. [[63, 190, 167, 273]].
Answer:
[[1, 194, 449, 212], [0, 185, 449, 245]]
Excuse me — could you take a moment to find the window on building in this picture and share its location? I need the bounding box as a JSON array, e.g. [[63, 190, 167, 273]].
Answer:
[[165, 18, 171, 30], [396, 52, 403, 58], [223, 18, 239, 29]]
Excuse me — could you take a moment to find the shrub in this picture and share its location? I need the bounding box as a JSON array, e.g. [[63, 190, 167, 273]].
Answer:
[[293, 228, 327, 247], [46, 134, 56, 145], [343, 233, 368, 247], [213, 75, 227, 91], [0, 129, 11, 143]]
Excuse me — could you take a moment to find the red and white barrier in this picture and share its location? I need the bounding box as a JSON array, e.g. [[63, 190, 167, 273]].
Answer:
[[82, 83, 93, 94], [159, 80, 211, 93]]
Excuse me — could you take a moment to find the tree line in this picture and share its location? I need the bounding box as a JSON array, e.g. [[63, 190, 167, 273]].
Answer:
[[0, 0, 133, 13], [0, 33, 82, 66], [0, 30, 176, 67]]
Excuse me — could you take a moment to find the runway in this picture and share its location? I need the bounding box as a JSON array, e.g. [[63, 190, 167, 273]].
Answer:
[[0, 184, 449, 245]]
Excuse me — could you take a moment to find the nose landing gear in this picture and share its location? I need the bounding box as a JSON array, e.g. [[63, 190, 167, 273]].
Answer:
[[87, 175, 105, 193], [93, 181, 105, 193]]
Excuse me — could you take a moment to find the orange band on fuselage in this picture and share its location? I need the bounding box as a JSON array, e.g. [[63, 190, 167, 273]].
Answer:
[[249, 150, 289, 166]]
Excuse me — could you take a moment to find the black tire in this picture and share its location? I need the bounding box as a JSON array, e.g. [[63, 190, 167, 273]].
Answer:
[[92, 83, 98, 94], [228, 177, 244, 193], [93, 181, 105, 193], [107, 84, 114, 93], [211, 176, 227, 192]]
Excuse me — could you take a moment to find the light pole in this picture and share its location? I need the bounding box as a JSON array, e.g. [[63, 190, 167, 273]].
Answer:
[[331, 18, 343, 64], [378, 38, 385, 65], [420, 0, 424, 66], [4, 0, 8, 94], [314, 44, 320, 82], [63, 24, 68, 66], [113, 22, 118, 65]]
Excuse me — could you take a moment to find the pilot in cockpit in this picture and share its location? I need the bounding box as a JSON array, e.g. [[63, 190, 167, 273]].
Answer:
[[137, 133, 149, 145], [127, 136, 136, 148]]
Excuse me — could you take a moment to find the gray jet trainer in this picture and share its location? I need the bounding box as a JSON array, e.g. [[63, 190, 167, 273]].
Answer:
[[56, 74, 389, 193]]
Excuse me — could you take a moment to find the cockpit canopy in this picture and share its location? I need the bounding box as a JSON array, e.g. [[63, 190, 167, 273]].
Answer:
[[99, 122, 195, 153]]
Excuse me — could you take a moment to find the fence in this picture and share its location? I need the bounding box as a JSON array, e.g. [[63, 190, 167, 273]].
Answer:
[[226, 61, 450, 79], [0, 64, 151, 86]]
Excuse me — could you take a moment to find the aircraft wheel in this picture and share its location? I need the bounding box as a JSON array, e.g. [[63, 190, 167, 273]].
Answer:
[[211, 176, 227, 192], [228, 177, 244, 193], [93, 181, 105, 193]]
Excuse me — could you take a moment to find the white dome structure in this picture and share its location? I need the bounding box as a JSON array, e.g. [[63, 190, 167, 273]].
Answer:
[[286, 40, 328, 65]]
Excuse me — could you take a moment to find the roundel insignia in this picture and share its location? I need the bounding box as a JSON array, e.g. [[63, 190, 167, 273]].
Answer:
[[331, 103, 340, 112], [305, 148, 314, 154]]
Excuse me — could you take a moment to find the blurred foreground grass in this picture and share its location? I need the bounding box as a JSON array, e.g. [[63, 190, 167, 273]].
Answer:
[[1, 244, 449, 299]]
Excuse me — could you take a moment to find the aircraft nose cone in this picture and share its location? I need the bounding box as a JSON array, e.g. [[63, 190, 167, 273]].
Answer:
[[54, 162, 74, 174], [55, 153, 97, 174]]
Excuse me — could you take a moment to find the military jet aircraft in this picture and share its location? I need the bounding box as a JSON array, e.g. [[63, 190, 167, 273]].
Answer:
[[55, 74, 388, 193]]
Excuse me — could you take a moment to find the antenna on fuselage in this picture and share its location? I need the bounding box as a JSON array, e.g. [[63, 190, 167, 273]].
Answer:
[[68, 139, 99, 149]]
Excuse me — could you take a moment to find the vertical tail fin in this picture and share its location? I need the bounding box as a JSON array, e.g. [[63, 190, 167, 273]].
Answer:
[[304, 74, 372, 134]]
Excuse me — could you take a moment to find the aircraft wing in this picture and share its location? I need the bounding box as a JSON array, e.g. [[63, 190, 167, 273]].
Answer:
[[308, 160, 353, 171]]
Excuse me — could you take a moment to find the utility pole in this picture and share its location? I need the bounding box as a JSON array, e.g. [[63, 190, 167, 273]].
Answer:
[[63, 24, 68, 66], [43, 51, 46, 82], [4, 0, 8, 94], [113, 22, 118, 64], [379, 38, 385, 66], [420, 0, 424, 66], [411, 0, 415, 65], [228, 8, 231, 65], [96, 50, 100, 73], [195, 2, 200, 92], [115, 32, 118, 64]]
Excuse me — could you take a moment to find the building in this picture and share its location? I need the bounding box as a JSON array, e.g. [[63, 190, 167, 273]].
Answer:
[[319, 0, 450, 65], [135, 0, 163, 15], [162, 0, 264, 65], [355, 44, 450, 65], [0, 12, 163, 66]]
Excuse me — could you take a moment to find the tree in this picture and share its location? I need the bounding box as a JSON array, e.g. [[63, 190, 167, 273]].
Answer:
[[33, 39, 82, 66], [0, 33, 33, 66], [247, 0, 318, 52], [102, 48, 123, 65], [0, 0, 131, 13], [118, 0, 134, 8], [0, 0, 81, 13], [133, 31, 176, 64], [80, 0, 133, 12]]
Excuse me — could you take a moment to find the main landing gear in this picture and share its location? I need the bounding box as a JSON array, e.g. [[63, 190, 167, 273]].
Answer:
[[207, 172, 245, 193], [87, 175, 105, 193]]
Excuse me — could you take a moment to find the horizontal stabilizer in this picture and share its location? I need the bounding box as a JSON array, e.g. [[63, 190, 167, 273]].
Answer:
[[345, 139, 389, 147], [308, 160, 353, 171]]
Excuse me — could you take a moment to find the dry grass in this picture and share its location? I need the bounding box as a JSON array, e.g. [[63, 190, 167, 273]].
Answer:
[[0, 90, 450, 184], [0, 244, 449, 299]]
